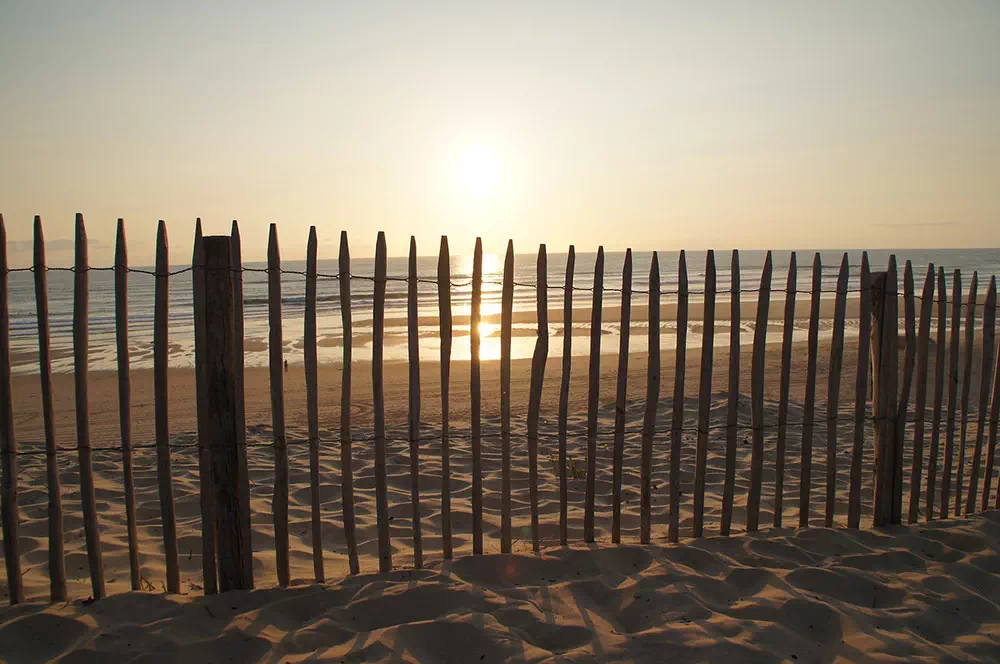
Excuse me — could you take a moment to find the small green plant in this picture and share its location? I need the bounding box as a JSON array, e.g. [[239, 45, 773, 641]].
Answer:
[[569, 457, 586, 480]]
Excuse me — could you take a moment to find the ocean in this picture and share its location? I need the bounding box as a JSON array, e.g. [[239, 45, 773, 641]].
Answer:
[[7, 248, 1000, 374]]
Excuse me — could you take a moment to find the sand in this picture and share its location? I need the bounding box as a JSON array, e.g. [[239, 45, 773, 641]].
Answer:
[[3, 309, 1000, 661]]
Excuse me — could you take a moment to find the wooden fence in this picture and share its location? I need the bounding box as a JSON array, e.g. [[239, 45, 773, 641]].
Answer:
[[1, 213, 999, 604]]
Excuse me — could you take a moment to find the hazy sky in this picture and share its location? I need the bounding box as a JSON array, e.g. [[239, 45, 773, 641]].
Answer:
[[2, 1, 998, 266]]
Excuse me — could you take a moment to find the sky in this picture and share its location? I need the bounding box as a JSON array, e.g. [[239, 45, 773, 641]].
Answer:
[[1, 1, 999, 266]]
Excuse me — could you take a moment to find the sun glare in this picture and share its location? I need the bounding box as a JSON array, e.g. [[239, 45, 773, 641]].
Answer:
[[456, 146, 501, 198]]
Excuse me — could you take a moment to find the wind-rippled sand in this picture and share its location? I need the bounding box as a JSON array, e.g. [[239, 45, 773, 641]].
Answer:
[[3, 388, 1000, 662]]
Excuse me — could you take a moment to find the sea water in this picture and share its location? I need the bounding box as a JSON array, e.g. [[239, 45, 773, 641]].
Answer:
[[7, 248, 1000, 374]]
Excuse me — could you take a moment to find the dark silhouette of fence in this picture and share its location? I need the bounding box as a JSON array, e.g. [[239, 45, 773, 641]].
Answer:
[[1, 212, 998, 603]]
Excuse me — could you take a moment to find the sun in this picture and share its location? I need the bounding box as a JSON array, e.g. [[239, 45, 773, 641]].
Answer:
[[456, 145, 501, 198]]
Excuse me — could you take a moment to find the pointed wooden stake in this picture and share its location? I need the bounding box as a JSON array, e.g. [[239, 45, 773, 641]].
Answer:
[[746, 251, 772, 532], [669, 251, 688, 542], [558, 246, 576, 546], [527, 244, 549, 551], [640, 251, 661, 544], [585, 247, 604, 543], [775, 252, 797, 528]]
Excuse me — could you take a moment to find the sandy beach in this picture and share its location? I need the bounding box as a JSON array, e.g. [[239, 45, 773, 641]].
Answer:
[[2, 298, 999, 662]]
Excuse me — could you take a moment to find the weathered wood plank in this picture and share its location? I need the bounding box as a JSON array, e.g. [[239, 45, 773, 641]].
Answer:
[[775, 252, 797, 528], [799, 253, 822, 528], [192, 221, 218, 595], [32, 217, 66, 602], [408, 236, 423, 566], [669, 251, 688, 542], [230, 221, 253, 587], [823, 254, 849, 527], [267, 224, 290, 586], [893, 261, 917, 523], [926, 267, 948, 521], [0, 214, 23, 605], [693, 250, 716, 538], [746, 251, 772, 532], [848, 253, 872, 528], [908, 264, 935, 523], [153, 219, 179, 593], [640, 251, 660, 544], [956, 272, 979, 515], [871, 260, 899, 527], [527, 244, 549, 551], [611, 249, 632, 543], [304, 226, 324, 582], [966, 277, 996, 513], [501, 240, 515, 551], [338, 231, 360, 574], [558, 246, 575, 546], [941, 270, 962, 519], [585, 247, 604, 543], [470, 237, 482, 555], [201, 236, 251, 591], [721, 250, 740, 536], [373, 231, 392, 572], [75, 213, 105, 599], [114, 219, 140, 590], [438, 236, 453, 559]]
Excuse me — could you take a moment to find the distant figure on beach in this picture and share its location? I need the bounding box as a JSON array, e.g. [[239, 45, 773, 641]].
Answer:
[[284, 359, 288, 372]]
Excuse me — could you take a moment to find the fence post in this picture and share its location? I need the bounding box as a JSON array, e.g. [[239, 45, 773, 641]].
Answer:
[[198, 235, 251, 591], [871, 261, 900, 526], [0, 214, 23, 605]]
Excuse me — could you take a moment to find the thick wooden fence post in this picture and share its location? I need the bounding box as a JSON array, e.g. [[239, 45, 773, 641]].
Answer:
[[192, 221, 218, 595], [871, 261, 900, 526], [0, 214, 23, 604], [198, 236, 252, 591]]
